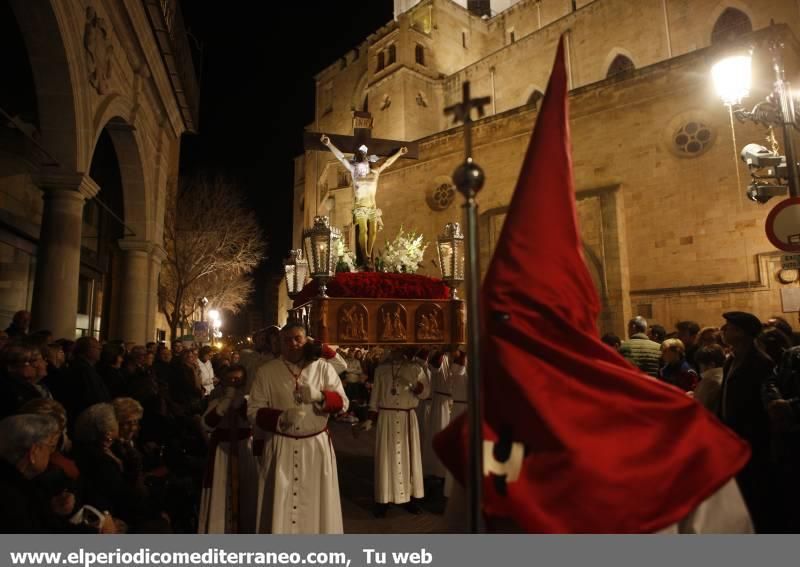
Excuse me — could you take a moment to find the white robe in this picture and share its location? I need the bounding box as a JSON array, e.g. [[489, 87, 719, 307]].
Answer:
[[370, 361, 430, 504], [444, 362, 468, 497], [413, 359, 432, 463], [198, 359, 215, 396], [197, 396, 259, 534], [238, 350, 275, 394], [423, 354, 452, 477], [248, 357, 349, 534]]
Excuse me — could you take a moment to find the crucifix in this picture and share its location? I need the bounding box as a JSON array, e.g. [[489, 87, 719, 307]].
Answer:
[[304, 112, 419, 268], [445, 81, 491, 534]]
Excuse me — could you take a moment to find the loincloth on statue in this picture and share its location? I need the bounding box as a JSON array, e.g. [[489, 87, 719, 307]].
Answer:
[[353, 207, 383, 229]]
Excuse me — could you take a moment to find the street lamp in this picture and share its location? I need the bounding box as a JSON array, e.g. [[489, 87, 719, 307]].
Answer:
[[302, 216, 341, 298], [712, 34, 800, 200], [436, 222, 465, 299], [283, 249, 309, 299], [208, 309, 220, 347]]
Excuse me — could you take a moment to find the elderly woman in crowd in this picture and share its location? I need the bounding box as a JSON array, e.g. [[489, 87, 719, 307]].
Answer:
[[111, 398, 147, 488], [0, 414, 78, 532], [659, 338, 699, 392], [18, 399, 78, 483], [72, 403, 169, 533]]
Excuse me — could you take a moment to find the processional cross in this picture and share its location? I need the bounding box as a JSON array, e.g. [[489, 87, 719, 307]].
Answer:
[[445, 81, 491, 534]]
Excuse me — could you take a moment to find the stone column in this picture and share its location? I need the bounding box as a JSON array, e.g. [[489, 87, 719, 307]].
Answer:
[[146, 246, 167, 341], [31, 174, 99, 340], [116, 240, 152, 344]]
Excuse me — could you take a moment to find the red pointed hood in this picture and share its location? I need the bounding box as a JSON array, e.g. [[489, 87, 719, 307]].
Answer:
[[434, 37, 749, 533]]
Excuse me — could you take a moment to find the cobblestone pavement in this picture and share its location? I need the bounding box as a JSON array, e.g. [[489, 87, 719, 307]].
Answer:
[[329, 420, 450, 534]]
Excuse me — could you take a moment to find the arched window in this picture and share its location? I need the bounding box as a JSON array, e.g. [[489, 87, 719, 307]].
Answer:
[[388, 44, 397, 65], [606, 54, 635, 79], [527, 89, 544, 109], [711, 8, 752, 44], [415, 44, 425, 66], [363, 94, 369, 113], [377, 51, 385, 71]]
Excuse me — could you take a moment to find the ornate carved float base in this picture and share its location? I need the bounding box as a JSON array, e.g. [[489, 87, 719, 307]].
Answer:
[[289, 297, 466, 346]]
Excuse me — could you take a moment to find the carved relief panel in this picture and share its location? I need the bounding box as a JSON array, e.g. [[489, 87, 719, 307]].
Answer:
[[379, 303, 407, 341], [416, 303, 444, 342], [337, 303, 368, 342], [83, 7, 114, 94]]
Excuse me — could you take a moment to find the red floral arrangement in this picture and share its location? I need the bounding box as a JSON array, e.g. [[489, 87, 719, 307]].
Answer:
[[293, 272, 449, 306]]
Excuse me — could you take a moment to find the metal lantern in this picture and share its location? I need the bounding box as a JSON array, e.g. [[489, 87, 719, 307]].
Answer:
[[436, 222, 465, 299], [302, 216, 341, 297], [283, 249, 309, 299]]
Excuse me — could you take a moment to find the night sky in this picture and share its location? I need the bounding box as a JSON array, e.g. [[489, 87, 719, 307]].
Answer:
[[179, 2, 394, 318]]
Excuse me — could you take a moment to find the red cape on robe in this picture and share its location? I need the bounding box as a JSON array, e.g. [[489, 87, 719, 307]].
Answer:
[[434, 36, 749, 533]]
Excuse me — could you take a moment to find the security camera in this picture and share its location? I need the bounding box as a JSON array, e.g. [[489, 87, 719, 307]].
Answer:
[[746, 182, 788, 203], [740, 144, 784, 169]]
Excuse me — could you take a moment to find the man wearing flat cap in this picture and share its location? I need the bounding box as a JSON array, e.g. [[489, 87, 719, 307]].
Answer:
[[720, 311, 776, 532]]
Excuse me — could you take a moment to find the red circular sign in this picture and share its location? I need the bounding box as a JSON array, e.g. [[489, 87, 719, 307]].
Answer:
[[765, 197, 800, 252]]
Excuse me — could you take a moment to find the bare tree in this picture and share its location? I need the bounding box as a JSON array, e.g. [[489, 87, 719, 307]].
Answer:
[[159, 175, 267, 340]]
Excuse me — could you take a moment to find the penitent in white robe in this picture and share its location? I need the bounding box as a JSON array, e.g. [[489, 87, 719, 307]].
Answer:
[[423, 354, 452, 478], [197, 396, 259, 534], [413, 358, 432, 463], [248, 357, 348, 534], [444, 362, 468, 498], [370, 360, 430, 504]]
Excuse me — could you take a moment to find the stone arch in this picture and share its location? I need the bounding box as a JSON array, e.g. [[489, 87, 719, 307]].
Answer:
[[708, 3, 753, 46], [8, 0, 82, 171], [90, 98, 149, 241], [602, 48, 637, 80], [710, 6, 753, 44], [351, 71, 369, 112]]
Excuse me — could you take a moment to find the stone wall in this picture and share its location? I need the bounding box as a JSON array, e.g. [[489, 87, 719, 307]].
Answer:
[[297, 0, 800, 335]]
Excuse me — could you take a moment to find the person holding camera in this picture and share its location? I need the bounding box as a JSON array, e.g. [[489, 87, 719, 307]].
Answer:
[[247, 323, 348, 534]]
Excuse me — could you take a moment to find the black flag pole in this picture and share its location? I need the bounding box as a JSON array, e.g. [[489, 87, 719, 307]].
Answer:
[[445, 81, 490, 534]]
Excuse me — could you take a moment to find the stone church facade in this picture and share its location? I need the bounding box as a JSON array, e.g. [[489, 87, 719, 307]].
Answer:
[[1, 0, 198, 342], [292, 0, 800, 335]]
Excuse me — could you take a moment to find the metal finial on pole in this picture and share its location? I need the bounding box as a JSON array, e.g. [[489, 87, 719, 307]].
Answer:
[[445, 81, 490, 534]]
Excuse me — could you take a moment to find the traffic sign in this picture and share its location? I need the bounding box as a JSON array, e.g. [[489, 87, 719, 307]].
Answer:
[[193, 321, 209, 343], [781, 254, 800, 270], [765, 197, 800, 252]]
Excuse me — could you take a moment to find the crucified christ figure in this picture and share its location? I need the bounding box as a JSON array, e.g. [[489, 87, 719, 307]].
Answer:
[[320, 134, 407, 268]]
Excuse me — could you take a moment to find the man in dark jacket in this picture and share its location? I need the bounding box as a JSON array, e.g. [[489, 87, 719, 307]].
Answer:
[[5, 310, 31, 338], [62, 337, 110, 428], [719, 311, 776, 532]]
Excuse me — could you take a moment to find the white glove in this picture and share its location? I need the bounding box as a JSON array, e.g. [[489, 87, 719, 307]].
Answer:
[[280, 408, 306, 431], [357, 419, 373, 432], [298, 382, 324, 404]]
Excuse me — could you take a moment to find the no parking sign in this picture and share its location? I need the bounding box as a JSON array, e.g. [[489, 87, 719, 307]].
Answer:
[[765, 197, 800, 252]]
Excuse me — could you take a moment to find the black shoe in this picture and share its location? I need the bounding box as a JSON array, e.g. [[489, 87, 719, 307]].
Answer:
[[373, 503, 389, 518], [403, 500, 423, 515]]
